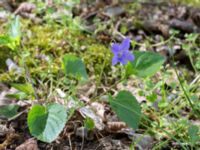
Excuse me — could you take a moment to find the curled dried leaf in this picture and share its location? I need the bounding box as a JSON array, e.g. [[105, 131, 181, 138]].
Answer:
[[16, 138, 38, 150], [79, 106, 105, 130], [14, 2, 36, 15], [106, 121, 127, 132]]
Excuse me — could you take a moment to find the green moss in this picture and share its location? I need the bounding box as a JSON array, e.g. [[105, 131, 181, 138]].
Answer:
[[82, 44, 111, 77], [172, 0, 200, 6], [0, 71, 25, 83], [0, 17, 112, 84], [0, 47, 13, 73]]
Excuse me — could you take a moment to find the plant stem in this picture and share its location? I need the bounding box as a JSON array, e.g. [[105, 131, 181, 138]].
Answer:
[[187, 46, 197, 74], [24, 59, 39, 100], [172, 59, 200, 119], [19, 42, 38, 100], [98, 55, 107, 86], [92, 54, 107, 98]]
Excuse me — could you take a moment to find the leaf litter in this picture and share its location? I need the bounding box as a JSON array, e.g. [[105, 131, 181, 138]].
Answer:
[[0, 0, 200, 149]]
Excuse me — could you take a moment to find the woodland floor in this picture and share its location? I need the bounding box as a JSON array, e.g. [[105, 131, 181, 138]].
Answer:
[[0, 0, 200, 150]]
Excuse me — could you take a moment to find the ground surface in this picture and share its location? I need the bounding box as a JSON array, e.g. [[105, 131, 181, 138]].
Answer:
[[0, 0, 200, 150]]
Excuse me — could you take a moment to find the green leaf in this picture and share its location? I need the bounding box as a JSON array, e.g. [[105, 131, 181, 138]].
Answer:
[[28, 103, 68, 143], [63, 54, 88, 81], [146, 92, 157, 103], [0, 16, 21, 50], [0, 105, 19, 118], [9, 16, 21, 41], [188, 125, 199, 146], [126, 51, 165, 78], [6, 92, 28, 100], [84, 117, 95, 131], [11, 83, 34, 96], [0, 35, 13, 45], [0, 35, 16, 50], [109, 91, 141, 129]]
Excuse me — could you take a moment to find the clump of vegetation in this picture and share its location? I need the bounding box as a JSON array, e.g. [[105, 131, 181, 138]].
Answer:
[[0, 1, 200, 149]]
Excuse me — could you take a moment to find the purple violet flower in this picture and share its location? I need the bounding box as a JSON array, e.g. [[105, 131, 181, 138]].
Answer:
[[111, 37, 135, 65]]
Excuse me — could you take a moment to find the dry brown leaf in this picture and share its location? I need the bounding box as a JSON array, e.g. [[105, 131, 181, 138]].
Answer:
[[116, 79, 146, 103], [0, 87, 17, 106], [79, 106, 105, 130], [90, 102, 105, 120], [106, 121, 127, 132], [0, 124, 14, 136], [0, 133, 19, 150], [15, 138, 38, 150], [14, 2, 36, 15]]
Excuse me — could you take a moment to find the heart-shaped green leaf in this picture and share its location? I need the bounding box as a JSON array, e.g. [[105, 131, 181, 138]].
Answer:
[[126, 51, 165, 78], [28, 103, 68, 143], [109, 91, 141, 129], [63, 54, 88, 81]]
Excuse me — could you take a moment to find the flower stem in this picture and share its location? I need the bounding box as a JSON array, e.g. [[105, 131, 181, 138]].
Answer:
[[92, 56, 107, 98]]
